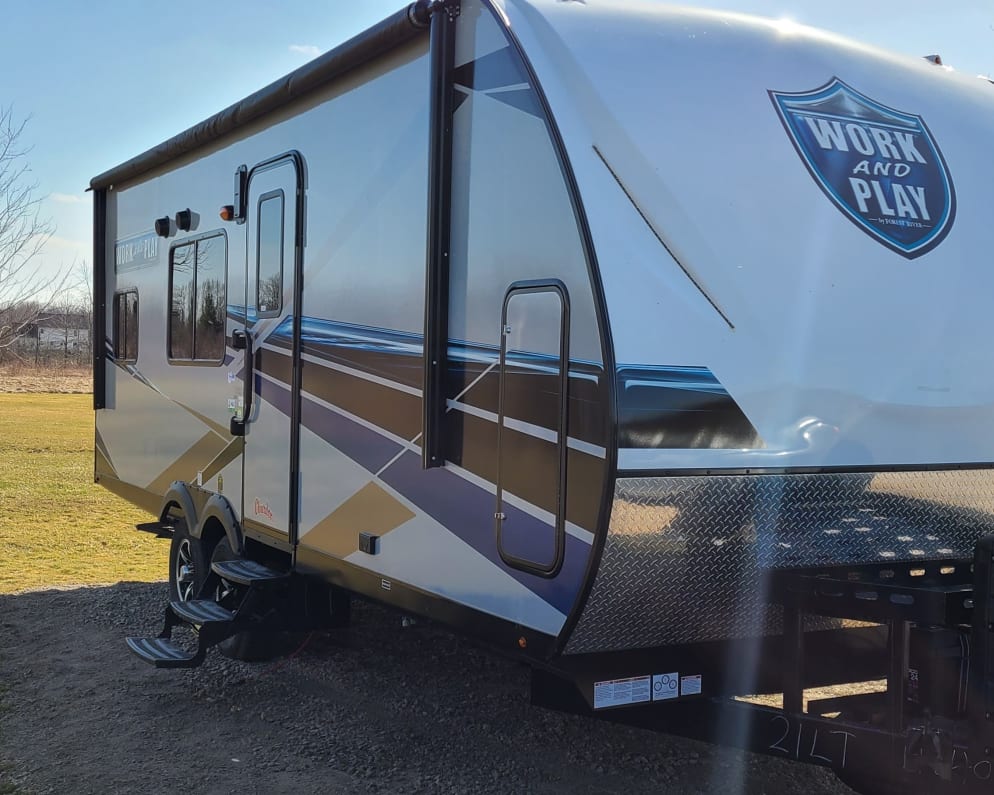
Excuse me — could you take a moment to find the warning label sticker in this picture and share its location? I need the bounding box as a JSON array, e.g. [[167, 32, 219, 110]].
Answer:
[[593, 676, 652, 709], [652, 673, 680, 701], [680, 674, 703, 696]]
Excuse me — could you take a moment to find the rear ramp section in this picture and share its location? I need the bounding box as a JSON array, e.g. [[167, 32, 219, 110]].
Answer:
[[565, 469, 994, 652]]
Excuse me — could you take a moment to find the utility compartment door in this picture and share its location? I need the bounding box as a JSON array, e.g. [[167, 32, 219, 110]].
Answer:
[[495, 282, 569, 575], [240, 157, 300, 538]]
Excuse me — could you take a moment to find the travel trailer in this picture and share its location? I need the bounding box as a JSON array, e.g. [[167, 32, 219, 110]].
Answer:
[[92, 1, 994, 791]]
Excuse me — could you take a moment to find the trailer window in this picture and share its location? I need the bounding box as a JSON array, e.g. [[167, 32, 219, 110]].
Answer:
[[112, 290, 138, 363], [168, 232, 227, 363], [169, 243, 195, 359], [256, 191, 284, 317]]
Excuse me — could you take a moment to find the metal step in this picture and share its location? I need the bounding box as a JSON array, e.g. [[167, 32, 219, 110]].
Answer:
[[211, 558, 288, 587], [169, 599, 235, 625], [125, 636, 202, 669]]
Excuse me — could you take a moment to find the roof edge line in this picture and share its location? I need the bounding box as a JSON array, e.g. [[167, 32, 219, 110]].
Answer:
[[90, 2, 430, 191]]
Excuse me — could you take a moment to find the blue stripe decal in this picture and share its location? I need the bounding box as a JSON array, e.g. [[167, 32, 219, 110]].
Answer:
[[257, 376, 585, 615], [617, 364, 729, 395], [378, 450, 586, 616], [299, 317, 421, 357], [279, 316, 602, 380], [226, 304, 259, 325], [258, 375, 291, 417]]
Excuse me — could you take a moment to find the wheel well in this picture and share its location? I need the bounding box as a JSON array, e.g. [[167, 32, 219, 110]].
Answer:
[[199, 517, 226, 557], [160, 501, 187, 532], [159, 483, 198, 535]]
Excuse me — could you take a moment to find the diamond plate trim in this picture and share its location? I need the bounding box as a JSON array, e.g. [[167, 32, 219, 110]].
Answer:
[[564, 470, 994, 653]]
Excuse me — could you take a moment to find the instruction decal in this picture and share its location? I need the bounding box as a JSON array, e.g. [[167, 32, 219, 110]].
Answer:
[[652, 673, 679, 701], [770, 77, 955, 259], [680, 674, 702, 697], [593, 676, 651, 709]]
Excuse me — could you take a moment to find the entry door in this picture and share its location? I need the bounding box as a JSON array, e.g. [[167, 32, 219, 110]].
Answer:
[[495, 281, 569, 576], [240, 156, 301, 539]]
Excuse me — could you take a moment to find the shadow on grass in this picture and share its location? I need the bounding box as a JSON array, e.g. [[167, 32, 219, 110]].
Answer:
[[134, 522, 173, 539]]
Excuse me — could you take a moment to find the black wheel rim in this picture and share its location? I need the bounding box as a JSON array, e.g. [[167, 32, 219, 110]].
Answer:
[[174, 538, 197, 602]]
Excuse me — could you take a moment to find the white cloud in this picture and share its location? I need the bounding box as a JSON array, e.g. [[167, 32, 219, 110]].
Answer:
[[289, 44, 321, 58], [51, 192, 83, 204]]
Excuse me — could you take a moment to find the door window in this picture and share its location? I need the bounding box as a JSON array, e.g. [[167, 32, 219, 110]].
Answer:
[[256, 191, 284, 317], [496, 284, 569, 574]]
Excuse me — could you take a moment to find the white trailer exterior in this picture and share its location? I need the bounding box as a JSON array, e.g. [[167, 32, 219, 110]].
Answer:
[[94, 2, 994, 790]]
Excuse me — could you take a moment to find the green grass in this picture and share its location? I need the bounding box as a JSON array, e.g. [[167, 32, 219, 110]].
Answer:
[[0, 394, 169, 594]]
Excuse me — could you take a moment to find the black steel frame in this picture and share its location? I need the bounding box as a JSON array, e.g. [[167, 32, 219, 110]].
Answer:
[[92, 188, 107, 410], [533, 536, 994, 792], [421, 0, 458, 469]]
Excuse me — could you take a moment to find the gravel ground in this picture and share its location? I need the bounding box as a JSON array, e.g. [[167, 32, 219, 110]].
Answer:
[[0, 582, 858, 794]]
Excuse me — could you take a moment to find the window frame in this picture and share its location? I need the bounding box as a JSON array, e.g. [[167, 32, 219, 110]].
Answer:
[[112, 288, 139, 364], [167, 229, 228, 366], [255, 189, 285, 319], [495, 280, 570, 578]]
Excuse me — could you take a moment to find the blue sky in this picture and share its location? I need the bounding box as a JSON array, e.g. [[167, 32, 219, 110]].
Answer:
[[2, 0, 991, 291]]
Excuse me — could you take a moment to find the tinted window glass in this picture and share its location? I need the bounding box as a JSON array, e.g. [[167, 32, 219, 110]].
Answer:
[[195, 235, 226, 361], [125, 292, 138, 361], [169, 243, 195, 359], [497, 288, 565, 571], [114, 294, 126, 358], [257, 193, 284, 316], [113, 290, 138, 362], [169, 234, 226, 363]]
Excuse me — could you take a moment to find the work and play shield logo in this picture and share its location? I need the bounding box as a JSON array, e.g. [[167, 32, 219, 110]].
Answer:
[[770, 78, 955, 259]]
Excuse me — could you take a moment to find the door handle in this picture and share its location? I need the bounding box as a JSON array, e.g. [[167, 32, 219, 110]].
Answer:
[[230, 329, 253, 436]]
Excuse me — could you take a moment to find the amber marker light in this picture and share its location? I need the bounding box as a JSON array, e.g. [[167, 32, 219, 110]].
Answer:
[[219, 205, 235, 221], [518, 636, 527, 649]]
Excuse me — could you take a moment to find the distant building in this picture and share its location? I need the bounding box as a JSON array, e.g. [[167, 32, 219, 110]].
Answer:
[[22, 312, 92, 352]]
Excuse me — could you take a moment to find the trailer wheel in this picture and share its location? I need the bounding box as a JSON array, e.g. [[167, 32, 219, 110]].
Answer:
[[208, 537, 285, 662], [168, 520, 209, 603]]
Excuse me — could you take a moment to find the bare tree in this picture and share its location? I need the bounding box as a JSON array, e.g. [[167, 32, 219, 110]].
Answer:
[[0, 106, 64, 356], [53, 260, 92, 366], [73, 259, 93, 363]]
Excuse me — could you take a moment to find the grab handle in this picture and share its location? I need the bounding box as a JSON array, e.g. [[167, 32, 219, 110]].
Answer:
[[229, 329, 253, 436]]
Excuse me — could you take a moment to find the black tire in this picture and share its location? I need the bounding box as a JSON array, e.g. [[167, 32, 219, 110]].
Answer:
[[168, 520, 211, 603], [207, 537, 287, 662]]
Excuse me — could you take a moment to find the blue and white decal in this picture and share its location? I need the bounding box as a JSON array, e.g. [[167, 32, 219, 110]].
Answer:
[[770, 78, 955, 259], [114, 232, 159, 273]]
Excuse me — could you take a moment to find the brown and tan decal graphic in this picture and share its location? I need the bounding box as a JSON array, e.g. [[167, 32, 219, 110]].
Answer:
[[145, 431, 232, 494], [94, 427, 118, 479], [304, 481, 415, 559]]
